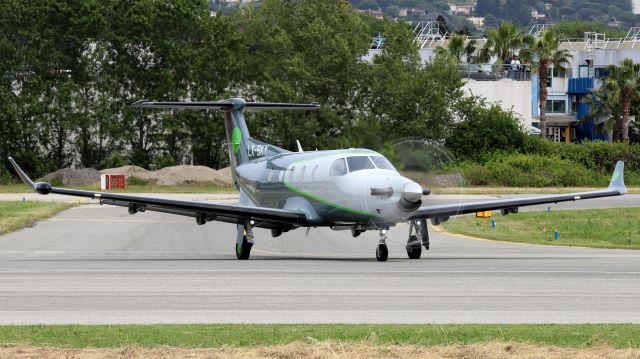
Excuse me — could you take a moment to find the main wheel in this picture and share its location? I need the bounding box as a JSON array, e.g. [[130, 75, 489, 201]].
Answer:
[[406, 235, 422, 259], [236, 236, 253, 260], [376, 243, 388, 262]]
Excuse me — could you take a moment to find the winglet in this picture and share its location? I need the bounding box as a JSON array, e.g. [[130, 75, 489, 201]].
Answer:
[[608, 160, 626, 194], [7, 157, 52, 195]]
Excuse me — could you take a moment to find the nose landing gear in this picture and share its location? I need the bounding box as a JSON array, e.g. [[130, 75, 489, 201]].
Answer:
[[376, 229, 388, 262]]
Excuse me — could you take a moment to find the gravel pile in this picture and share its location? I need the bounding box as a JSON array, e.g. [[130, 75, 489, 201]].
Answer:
[[39, 164, 233, 187], [38, 168, 100, 186], [100, 165, 233, 186]]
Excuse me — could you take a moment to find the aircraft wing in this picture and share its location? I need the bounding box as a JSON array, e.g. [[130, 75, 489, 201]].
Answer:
[[409, 161, 627, 223], [8, 157, 307, 228]]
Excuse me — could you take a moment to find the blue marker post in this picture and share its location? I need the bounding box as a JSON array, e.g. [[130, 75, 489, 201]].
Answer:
[[554, 230, 559, 241], [491, 219, 496, 228]]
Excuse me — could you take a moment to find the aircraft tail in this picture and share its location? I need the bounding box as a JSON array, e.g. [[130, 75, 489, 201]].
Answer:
[[132, 98, 320, 186]]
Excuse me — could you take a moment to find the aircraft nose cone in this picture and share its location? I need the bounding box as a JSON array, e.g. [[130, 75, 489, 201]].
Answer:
[[401, 182, 423, 203]]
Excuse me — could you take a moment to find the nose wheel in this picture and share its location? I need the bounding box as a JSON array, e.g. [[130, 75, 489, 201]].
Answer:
[[376, 229, 388, 261]]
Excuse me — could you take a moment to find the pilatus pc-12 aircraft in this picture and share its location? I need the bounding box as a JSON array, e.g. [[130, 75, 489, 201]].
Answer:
[[9, 98, 627, 261]]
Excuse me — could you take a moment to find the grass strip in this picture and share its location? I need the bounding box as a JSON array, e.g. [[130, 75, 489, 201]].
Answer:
[[0, 324, 640, 349], [0, 201, 73, 235], [441, 208, 640, 249]]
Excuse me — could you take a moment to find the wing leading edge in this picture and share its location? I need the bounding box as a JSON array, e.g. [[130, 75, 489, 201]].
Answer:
[[8, 157, 307, 228], [410, 161, 626, 222]]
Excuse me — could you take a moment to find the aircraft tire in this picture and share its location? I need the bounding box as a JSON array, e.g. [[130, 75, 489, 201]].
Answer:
[[376, 243, 388, 262], [406, 235, 422, 259], [236, 236, 253, 260]]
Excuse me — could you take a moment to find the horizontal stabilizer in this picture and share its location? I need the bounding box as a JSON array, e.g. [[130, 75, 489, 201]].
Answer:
[[132, 98, 320, 112]]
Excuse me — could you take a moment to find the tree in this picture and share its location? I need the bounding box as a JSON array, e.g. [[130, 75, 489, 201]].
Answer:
[[585, 59, 640, 141], [237, 0, 371, 151], [520, 31, 572, 138], [436, 15, 449, 36], [435, 34, 477, 63], [477, 21, 528, 63]]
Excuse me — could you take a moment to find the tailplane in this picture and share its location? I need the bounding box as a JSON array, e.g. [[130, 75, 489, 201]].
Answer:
[[132, 98, 320, 185]]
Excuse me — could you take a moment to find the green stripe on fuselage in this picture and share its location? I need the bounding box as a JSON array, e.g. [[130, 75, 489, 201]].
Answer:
[[281, 149, 383, 220]]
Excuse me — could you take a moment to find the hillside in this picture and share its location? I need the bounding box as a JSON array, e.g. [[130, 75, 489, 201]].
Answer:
[[350, 0, 640, 31]]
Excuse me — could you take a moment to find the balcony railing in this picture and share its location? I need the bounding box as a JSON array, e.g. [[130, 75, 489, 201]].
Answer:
[[458, 64, 531, 81]]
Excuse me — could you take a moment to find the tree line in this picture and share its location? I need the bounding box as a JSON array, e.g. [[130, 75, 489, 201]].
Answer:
[[1, 0, 495, 182]]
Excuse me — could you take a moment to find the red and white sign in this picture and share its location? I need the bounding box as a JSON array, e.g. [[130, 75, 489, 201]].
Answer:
[[100, 174, 126, 190]]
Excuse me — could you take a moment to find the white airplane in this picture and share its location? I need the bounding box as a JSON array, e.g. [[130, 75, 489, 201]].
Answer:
[[9, 98, 627, 261]]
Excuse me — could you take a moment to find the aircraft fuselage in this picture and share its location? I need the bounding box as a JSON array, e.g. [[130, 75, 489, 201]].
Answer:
[[234, 148, 423, 228]]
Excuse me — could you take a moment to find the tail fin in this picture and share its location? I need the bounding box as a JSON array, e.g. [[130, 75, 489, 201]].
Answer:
[[608, 160, 626, 194], [133, 98, 320, 185]]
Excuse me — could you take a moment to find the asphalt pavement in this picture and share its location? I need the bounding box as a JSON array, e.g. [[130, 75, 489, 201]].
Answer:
[[0, 194, 639, 324]]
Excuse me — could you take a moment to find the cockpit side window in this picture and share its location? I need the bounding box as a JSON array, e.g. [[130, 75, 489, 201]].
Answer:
[[347, 156, 375, 172], [371, 156, 396, 171], [330, 158, 347, 176]]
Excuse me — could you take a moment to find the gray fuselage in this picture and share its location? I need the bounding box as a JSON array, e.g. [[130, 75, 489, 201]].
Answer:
[[234, 148, 422, 228]]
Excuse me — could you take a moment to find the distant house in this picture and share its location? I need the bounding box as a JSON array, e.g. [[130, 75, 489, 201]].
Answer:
[[531, 10, 546, 20], [467, 16, 485, 27], [448, 3, 474, 16]]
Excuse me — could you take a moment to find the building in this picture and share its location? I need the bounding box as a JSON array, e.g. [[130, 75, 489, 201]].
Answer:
[[448, 4, 474, 16], [366, 23, 640, 142]]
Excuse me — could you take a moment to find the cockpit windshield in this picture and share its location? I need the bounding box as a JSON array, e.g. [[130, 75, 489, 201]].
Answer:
[[370, 156, 396, 171], [347, 156, 375, 172]]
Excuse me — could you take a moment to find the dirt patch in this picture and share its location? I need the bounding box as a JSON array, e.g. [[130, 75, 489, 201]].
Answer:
[[1, 342, 639, 359], [99, 165, 233, 186], [99, 165, 149, 178], [38, 168, 100, 186]]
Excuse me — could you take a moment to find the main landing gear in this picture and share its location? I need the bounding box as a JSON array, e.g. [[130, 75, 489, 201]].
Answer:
[[236, 223, 254, 260], [376, 229, 388, 262], [406, 219, 429, 259]]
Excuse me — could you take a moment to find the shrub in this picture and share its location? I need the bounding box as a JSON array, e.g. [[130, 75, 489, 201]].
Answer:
[[447, 97, 535, 162], [127, 176, 150, 186], [99, 153, 127, 170], [154, 153, 176, 170], [447, 153, 608, 187]]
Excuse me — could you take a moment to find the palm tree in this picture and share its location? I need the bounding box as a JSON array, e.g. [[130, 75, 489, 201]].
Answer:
[[435, 34, 477, 63], [520, 31, 572, 137], [582, 88, 620, 141], [600, 58, 640, 141], [477, 21, 529, 64]]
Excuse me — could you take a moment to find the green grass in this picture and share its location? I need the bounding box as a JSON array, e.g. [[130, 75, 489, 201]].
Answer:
[[0, 183, 237, 194], [0, 324, 640, 348], [441, 208, 640, 249], [0, 201, 73, 235]]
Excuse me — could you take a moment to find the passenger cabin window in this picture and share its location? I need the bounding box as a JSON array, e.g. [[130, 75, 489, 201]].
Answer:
[[330, 158, 347, 176], [298, 166, 306, 181], [289, 166, 295, 182], [311, 165, 319, 181], [371, 156, 396, 171], [347, 156, 375, 172]]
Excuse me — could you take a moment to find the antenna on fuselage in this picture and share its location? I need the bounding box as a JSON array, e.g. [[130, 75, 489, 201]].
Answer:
[[296, 140, 304, 153]]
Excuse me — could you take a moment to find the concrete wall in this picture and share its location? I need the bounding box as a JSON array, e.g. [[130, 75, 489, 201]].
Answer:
[[463, 79, 533, 125]]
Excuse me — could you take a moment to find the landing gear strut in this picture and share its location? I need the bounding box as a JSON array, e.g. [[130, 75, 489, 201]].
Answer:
[[236, 222, 254, 260], [406, 219, 429, 259], [376, 229, 388, 262]]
